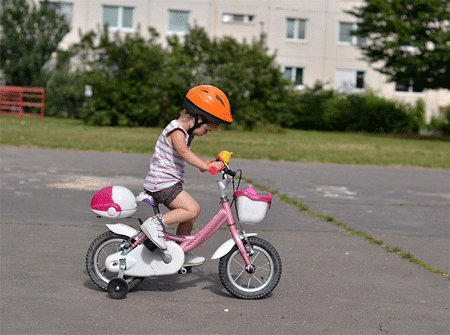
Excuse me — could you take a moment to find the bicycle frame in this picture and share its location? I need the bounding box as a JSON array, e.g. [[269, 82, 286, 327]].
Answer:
[[161, 174, 253, 269]]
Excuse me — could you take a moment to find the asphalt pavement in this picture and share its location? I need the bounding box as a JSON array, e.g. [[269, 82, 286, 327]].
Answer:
[[1, 146, 448, 335]]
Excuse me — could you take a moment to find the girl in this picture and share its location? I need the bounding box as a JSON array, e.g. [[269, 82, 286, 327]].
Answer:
[[140, 85, 233, 266]]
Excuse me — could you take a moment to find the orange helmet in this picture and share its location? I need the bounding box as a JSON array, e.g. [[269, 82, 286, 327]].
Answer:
[[185, 85, 233, 125]]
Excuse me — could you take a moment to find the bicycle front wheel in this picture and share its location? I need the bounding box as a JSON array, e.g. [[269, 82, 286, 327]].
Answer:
[[218, 236, 282, 299]]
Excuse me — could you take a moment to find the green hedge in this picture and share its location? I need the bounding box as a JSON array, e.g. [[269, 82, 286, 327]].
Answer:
[[45, 27, 426, 134], [281, 83, 422, 133]]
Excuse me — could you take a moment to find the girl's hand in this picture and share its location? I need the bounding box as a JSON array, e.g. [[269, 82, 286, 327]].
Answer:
[[208, 161, 224, 175], [200, 160, 224, 174]]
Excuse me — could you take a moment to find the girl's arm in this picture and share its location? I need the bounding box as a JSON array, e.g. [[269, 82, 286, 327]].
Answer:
[[170, 129, 219, 171]]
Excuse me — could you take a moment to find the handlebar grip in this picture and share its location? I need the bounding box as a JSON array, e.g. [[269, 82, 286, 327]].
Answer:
[[200, 160, 214, 173], [200, 160, 225, 175], [208, 165, 218, 175]]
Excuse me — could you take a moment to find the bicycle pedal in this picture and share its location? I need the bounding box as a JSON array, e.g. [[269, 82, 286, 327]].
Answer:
[[143, 238, 157, 251]]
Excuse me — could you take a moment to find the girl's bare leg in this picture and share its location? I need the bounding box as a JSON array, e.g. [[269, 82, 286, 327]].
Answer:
[[164, 190, 200, 236]]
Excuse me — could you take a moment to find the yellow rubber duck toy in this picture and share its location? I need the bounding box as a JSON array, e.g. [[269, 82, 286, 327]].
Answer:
[[217, 150, 233, 164]]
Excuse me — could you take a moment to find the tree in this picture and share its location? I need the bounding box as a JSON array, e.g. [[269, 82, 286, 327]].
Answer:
[[347, 0, 450, 91], [166, 26, 292, 128], [0, 0, 70, 86], [72, 26, 167, 126]]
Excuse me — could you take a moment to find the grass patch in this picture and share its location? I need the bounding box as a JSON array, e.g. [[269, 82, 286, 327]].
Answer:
[[1, 115, 449, 168], [244, 176, 449, 278], [0, 116, 161, 153]]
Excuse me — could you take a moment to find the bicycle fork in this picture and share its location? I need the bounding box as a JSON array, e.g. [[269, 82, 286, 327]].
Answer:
[[220, 191, 255, 273], [228, 224, 255, 273]]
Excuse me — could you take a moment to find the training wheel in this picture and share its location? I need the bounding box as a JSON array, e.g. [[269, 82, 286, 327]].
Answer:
[[107, 278, 129, 299]]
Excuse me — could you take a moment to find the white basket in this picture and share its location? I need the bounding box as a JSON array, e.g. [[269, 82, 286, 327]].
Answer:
[[236, 194, 271, 224]]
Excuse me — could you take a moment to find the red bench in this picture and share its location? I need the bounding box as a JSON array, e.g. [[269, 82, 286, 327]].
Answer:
[[0, 86, 45, 120]]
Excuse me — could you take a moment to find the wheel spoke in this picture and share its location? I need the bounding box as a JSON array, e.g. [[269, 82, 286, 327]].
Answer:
[[100, 248, 109, 258], [233, 268, 247, 282], [250, 274, 265, 285], [254, 262, 271, 272], [250, 250, 262, 262], [231, 257, 245, 269], [246, 277, 252, 288]]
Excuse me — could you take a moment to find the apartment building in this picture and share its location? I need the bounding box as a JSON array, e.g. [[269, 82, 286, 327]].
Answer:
[[35, 0, 450, 122]]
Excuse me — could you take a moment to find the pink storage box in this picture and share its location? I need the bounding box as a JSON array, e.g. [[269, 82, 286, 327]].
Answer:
[[234, 185, 272, 224]]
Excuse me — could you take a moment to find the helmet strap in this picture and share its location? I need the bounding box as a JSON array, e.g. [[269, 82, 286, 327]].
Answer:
[[187, 115, 208, 146]]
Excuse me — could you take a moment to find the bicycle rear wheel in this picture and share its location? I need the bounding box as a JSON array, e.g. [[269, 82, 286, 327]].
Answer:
[[86, 231, 144, 291]]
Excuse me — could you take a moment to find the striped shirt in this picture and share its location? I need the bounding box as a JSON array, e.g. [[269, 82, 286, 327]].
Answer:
[[143, 120, 190, 192]]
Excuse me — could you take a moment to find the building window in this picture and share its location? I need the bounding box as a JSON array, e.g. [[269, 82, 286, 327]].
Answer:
[[395, 81, 423, 93], [46, 1, 73, 23], [222, 13, 255, 24], [335, 69, 365, 91], [102, 5, 134, 31], [286, 18, 307, 41], [339, 22, 365, 45], [168, 10, 190, 34], [356, 71, 365, 89], [284, 67, 304, 86]]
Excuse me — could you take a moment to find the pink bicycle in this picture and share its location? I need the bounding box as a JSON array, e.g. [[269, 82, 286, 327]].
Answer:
[[86, 154, 282, 299]]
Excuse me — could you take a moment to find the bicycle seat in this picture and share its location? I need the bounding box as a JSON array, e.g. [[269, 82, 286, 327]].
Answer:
[[136, 192, 157, 206]]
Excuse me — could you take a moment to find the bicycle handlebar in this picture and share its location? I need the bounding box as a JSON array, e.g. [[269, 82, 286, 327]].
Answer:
[[199, 160, 223, 175], [199, 151, 235, 176], [199, 162, 236, 177], [222, 165, 237, 177]]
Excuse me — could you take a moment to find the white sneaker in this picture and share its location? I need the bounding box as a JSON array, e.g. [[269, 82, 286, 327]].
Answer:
[[140, 217, 167, 250], [183, 252, 205, 267]]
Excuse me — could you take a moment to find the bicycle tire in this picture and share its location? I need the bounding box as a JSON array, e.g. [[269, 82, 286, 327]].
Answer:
[[218, 236, 282, 299]]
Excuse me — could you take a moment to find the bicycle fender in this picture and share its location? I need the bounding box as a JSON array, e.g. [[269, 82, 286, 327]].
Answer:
[[211, 233, 257, 260], [106, 223, 138, 238]]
